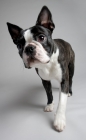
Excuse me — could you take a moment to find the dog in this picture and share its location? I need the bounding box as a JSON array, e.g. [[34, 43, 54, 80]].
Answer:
[[7, 6, 75, 132]]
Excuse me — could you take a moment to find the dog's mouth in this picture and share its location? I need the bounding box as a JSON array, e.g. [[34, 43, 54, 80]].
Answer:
[[24, 56, 50, 69], [24, 57, 35, 68]]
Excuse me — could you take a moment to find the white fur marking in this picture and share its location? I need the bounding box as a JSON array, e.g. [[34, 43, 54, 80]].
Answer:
[[24, 29, 33, 46], [38, 49, 62, 81], [44, 101, 54, 112], [54, 92, 67, 132], [68, 93, 71, 97]]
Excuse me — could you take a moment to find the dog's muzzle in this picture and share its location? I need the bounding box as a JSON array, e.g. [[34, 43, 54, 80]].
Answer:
[[23, 42, 50, 68]]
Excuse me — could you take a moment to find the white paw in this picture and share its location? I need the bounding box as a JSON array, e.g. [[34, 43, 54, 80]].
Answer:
[[54, 113, 66, 132], [68, 93, 72, 97], [44, 102, 54, 112]]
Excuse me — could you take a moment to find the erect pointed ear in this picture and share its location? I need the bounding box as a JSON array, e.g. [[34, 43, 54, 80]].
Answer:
[[7, 22, 23, 44], [36, 6, 55, 33]]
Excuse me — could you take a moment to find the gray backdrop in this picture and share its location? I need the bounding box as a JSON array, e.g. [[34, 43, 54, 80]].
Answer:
[[0, 0, 86, 140]]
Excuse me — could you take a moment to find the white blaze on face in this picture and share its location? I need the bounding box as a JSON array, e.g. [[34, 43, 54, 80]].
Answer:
[[24, 29, 33, 46], [23, 29, 50, 67]]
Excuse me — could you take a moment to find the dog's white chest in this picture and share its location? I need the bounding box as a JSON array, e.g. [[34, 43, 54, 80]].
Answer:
[[38, 50, 62, 82]]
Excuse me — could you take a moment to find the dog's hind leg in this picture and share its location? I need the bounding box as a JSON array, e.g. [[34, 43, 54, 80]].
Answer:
[[68, 61, 75, 97]]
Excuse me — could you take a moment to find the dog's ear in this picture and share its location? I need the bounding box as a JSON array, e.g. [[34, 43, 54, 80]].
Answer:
[[7, 22, 23, 44], [36, 6, 55, 33]]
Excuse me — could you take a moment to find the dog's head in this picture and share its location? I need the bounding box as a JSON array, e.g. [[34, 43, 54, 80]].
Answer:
[[7, 6, 55, 68]]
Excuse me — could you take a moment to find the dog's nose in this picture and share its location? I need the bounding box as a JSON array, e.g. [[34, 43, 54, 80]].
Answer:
[[25, 45, 35, 55]]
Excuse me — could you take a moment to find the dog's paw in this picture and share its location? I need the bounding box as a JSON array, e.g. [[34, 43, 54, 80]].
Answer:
[[68, 93, 72, 97], [54, 113, 66, 132], [44, 102, 54, 112]]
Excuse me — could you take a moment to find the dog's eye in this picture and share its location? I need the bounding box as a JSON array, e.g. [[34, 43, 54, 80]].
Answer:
[[37, 35, 46, 42], [17, 44, 22, 50]]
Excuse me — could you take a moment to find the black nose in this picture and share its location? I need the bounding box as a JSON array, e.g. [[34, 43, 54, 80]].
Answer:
[[25, 46, 35, 55]]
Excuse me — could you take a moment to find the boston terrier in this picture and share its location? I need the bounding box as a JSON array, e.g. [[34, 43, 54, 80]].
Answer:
[[7, 6, 75, 132]]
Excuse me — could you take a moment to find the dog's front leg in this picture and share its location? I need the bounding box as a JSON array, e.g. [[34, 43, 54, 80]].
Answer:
[[42, 79, 54, 112], [54, 78, 69, 132]]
